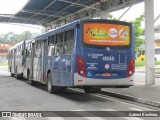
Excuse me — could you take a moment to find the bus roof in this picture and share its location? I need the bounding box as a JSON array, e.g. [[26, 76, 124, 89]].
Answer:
[[25, 39, 34, 43], [9, 41, 25, 50], [35, 20, 81, 40]]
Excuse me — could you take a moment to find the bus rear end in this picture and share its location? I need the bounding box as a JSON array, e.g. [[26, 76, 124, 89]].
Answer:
[[74, 20, 134, 89]]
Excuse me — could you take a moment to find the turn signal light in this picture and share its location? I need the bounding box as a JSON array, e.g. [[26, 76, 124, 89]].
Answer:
[[127, 58, 135, 77], [76, 56, 86, 77]]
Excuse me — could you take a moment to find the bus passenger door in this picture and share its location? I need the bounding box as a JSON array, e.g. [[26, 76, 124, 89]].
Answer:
[[13, 49, 17, 74], [30, 42, 34, 80], [10, 50, 14, 73], [43, 40, 48, 82], [23, 45, 27, 78], [33, 41, 42, 82], [41, 40, 47, 82]]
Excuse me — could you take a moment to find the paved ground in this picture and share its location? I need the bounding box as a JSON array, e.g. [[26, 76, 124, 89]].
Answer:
[[0, 66, 159, 119]]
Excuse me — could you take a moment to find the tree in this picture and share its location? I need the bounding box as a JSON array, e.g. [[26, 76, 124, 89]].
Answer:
[[0, 31, 35, 44], [130, 15, 145, 50]]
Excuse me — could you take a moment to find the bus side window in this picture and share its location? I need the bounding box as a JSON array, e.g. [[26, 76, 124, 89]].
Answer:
[[34, 41, 41, 58], [64, 29, 74, 54], [14, 49, 17, 58], [55, 32, 63, 56], [48, 35, 55, 56], [11, 51, 13, 59]]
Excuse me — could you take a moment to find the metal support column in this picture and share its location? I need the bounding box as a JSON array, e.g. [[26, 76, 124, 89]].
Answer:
[[145, 0, 155, 85], [100, 11, 108, 19]]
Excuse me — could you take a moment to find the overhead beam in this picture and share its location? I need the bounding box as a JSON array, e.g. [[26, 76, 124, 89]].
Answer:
[[39, 0, 81, 23], [154, 14, 160, 23], [118, 6, 132, 20], [23, 0, 58, 23], [58, 0, 100, 10]]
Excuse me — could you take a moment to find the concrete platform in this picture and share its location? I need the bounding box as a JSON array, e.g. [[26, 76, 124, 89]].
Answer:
[[102, 85, 160, 108], [102, 66, 160, 108]]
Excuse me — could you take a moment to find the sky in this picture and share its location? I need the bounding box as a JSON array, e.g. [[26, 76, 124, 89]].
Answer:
[[0, 0, 160, 35], [0, 0, 43, 34]]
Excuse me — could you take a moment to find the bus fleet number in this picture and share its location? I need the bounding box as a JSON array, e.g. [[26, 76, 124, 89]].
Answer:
[[102, 56, 114, 61]]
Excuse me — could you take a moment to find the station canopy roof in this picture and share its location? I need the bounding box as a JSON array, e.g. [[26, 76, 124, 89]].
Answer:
[[0, 0, 143, 29]]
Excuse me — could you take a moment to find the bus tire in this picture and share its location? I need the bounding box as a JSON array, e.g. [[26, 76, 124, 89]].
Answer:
[[47, 73, 54, 94], [28, 71, 35, 85], [47, 73, 65, 94], [27, 70, 30, 80], [10, 67, 14, 77], [21, 73, 23, 79], [11, 73, 14, 77], [84, 87, 101, 93], [29, 80, 34, 85], [16, 67, 20, 79]]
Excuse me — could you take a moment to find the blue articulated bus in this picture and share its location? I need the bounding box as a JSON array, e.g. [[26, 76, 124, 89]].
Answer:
[[9, 19, 135, 93], [8, 41, 25, 79]]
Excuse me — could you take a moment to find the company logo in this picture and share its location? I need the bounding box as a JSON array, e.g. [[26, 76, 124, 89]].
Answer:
[[109, 28, 118, 38], [106, 47, 110, 51], [105, 64, 110, 69], [119, 28, 128, 38]]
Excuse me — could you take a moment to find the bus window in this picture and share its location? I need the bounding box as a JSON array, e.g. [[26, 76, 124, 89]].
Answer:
[[64, 29, 74, 54], [55, 32, 64, 56], [34, 41, 41, 58], [48, 35, 55, 56]]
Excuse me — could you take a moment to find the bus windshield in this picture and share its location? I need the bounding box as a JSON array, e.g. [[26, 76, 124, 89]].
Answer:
[[83, 23, 130, 46]]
